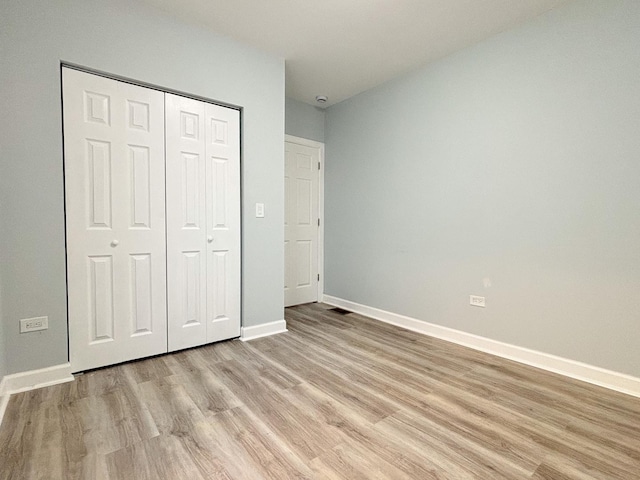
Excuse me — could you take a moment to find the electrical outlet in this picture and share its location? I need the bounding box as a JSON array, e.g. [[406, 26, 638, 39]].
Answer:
[[20, 316, 48, 333], [470, 295, 486, 308]]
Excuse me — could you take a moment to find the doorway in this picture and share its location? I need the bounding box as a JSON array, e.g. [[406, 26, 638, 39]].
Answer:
[[284, 135, 324, 307]]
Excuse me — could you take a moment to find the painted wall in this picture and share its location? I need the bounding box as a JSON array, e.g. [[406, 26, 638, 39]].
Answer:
[[285, 98, 326, 142], [325, 0, 640, 377], [0, 0, 284, 375]]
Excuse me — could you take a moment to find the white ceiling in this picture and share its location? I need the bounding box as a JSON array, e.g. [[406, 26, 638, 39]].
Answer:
[[140, 0, 569, 107]]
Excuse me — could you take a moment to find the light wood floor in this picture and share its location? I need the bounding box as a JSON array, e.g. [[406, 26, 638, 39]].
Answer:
[[1, 303, 639, 479]]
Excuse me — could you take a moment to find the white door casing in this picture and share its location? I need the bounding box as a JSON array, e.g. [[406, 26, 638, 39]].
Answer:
[[284, 138, 321, 307], [165, 94, 241, 351], [63, 68, 168, 371]]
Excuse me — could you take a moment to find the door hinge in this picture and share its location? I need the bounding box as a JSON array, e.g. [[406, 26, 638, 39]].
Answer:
[[317, 218, 320, 226], [318, 162, 321, 170], [317, 274, 320, 281]]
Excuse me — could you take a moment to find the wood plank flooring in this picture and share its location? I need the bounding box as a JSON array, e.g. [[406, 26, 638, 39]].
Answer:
[[1, 302, 639, 479]]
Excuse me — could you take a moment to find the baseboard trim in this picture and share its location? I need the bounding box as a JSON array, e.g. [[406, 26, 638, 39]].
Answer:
[[323, 295, 640, 398], [0, 380, 10, 428], [0, 363, 75, 396], [240, 320, 288, 342], [0, 363, 75, 426]]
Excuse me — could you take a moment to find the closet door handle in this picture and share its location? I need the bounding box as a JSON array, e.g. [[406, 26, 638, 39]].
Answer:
[[207, 235, 214, 243], [111, 239, 119, 247]]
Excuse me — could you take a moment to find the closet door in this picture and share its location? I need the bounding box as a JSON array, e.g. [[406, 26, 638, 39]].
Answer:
[[63, 68, 167, 372], [165, 95, 207, 350], [166, 94, 241, 351]]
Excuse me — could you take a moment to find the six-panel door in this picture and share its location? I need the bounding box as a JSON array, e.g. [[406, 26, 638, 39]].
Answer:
[[165, 94, 241, 352], [64, 69, 241, 371], [63, 68, 168, 371], [284, 141, 320, 307]]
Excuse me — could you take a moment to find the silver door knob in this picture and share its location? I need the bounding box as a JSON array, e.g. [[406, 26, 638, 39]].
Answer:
[[111, 240, 119, 247], [207, 235, 214, 243]]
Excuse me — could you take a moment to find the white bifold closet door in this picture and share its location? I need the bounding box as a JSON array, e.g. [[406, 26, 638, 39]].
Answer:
[[165, 94, 241, 351], [63, 68, 168, 371], [64, 69, 241, 372]]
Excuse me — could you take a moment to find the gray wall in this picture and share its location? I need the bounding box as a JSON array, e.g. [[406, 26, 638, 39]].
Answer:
[[0, 0, 284, 375], [285, 98, 325, 142], [325, 0, 640, 377]]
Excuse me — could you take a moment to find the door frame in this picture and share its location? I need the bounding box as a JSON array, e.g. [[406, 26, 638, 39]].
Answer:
[[285, 134, 325, 303]]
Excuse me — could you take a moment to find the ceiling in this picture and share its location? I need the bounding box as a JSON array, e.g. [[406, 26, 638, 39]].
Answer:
[[140, 0, 569, 107]]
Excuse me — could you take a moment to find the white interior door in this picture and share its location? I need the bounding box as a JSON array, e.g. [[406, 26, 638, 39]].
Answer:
[[166, 94, 241, 351], [165, 95, 207, 351], [63, 68, 167, 371], [285, 140, 320, 307], [204, 102, 241, 343]]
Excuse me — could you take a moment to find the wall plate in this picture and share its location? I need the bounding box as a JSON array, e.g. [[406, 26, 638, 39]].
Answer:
[[470, 295, 486, 307], [20, 316, 48, 333]]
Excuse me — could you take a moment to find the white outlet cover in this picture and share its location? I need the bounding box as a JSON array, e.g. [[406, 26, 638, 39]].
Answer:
[[470, 295, 486, 307], [20, 316, 49, 333], [255, 203, 265, 218]]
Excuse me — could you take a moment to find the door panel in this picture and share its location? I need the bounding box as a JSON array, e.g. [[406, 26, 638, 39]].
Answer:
[[64, 68, 167, 372], [205, 103, 241, 343], [129, 146, 152, 228], [130, 254, 153, 334], [166, 95, 241, 350], [166, 95, 208, 351], [88, 255, 114, 342], [296, 240, 312, 287], [284, 141, 320, 307]]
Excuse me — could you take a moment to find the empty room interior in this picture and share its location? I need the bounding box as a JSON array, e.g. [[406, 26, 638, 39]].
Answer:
[[1, 0, 640, 478]]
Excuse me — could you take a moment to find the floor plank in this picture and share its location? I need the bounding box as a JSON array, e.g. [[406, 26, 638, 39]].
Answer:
[[1, 303, 639, 479]]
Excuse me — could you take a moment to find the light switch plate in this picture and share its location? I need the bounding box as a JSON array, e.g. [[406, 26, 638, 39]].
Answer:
[[256, 203, 265, 218]]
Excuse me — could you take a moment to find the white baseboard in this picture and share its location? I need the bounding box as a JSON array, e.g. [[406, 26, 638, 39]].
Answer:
[[0, 363, 75, 427], [323, 295, 640, 398], [240, 320, 288, 342], [0, 388, 9, 428], [0, 363, 74, 396]]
